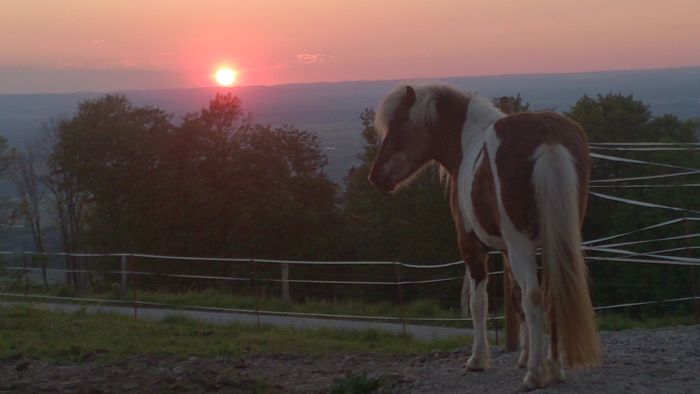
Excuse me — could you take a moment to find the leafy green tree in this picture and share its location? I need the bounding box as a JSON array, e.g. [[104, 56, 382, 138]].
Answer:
[[568, 93, 652, 142], [12, 145, 48, 286], [0, 136, 14, 176], [52, 95, 172, 253], [151, 93, 338, 260], [50, 93, 339, 275], [567, 93, 700, 314], [0, 136, 17, 227]]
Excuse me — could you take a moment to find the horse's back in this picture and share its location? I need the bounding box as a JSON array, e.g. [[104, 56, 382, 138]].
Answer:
[[494, 112, 589, 159], [490, 112, 591, 237]]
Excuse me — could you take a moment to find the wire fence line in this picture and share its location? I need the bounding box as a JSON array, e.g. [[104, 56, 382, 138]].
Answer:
[[1, 143, 698, 334], [0, 244, 698, 325]]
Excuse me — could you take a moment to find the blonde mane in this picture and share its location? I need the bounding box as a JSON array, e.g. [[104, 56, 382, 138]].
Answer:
[[375, 83, 471, 138]]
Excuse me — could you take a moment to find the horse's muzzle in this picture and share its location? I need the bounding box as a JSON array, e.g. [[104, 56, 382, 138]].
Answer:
[[368, 170, 395, 192]]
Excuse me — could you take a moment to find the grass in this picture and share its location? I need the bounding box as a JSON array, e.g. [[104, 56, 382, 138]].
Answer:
[[0, 305, 467, 362], [2, 283, 696, 333], [1, 285, 467, 325], [329, 372, 383, 394]]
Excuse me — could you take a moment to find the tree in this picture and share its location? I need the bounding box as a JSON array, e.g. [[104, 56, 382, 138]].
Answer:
[[567, 93, 700, 313], [0, 136, 16, 228], [567, 93, 700, 240], [49, 92, 340, 297], [567, 93, 652, 142], [39, 121, 90, 287], [52, 95, 172, 253], [12, 144, 48, 287]]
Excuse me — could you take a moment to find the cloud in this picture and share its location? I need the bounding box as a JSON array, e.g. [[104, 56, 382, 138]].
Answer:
[[296, 53, 331, 64], [119, 59, 137, 68]]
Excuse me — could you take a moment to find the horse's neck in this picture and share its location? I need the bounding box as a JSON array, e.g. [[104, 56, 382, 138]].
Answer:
[[462, 96, 505, 158]]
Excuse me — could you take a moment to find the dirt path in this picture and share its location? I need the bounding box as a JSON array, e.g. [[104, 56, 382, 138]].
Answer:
[[1, 325, 698, 393]]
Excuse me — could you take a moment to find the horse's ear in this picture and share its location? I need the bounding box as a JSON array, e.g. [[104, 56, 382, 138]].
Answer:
[[404, 86, 416, 107]]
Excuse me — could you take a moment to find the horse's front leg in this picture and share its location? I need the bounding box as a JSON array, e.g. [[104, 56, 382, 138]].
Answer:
[[464, 248, 490, 371]]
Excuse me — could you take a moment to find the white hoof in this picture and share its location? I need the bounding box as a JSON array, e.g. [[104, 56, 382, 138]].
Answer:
[[546, 358, 566, 382], [522, 366, 548, 391], [466, 354, 490, 371], [517, 351, 529, 369]]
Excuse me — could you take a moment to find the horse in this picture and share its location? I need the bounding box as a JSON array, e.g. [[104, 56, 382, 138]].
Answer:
[[368, 83, 601, 390]]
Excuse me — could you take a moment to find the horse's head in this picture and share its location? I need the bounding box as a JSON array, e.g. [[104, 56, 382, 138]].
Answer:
[[369, 86, 434, 192]]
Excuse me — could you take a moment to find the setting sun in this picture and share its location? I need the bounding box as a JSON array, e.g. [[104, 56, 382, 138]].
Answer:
[[215, 67, 237, 86]]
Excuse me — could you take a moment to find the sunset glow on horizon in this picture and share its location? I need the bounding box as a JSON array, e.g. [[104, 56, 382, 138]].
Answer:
[[2, 0, 700, 93]]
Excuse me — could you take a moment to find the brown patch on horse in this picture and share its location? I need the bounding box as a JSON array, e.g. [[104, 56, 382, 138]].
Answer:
[[471, 147, 501, 237], [494, 112, 590, 236], [450, 178, 489, 284], [430, 89, 469, 177]]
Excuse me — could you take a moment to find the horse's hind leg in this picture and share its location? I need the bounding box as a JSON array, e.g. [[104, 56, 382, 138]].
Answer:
[[505, 234, 548, 390], [504, 254, 528, 368]]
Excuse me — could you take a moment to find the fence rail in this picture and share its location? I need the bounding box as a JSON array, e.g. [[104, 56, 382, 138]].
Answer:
[[1, 142, 699, 338], [1, 242, 698, 333]]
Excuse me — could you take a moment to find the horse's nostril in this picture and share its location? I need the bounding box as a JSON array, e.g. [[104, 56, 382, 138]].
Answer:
[[369, 173, 394, 192]]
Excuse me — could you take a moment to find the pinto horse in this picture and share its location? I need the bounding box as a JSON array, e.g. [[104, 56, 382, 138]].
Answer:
[[368, 84, 601, 389]]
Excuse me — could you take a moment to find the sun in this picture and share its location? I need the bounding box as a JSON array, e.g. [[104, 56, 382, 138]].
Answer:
[[215, 66, 237, 86]]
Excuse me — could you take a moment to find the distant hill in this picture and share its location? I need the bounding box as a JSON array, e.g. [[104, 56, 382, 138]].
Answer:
[[1, 66, 699, 190]]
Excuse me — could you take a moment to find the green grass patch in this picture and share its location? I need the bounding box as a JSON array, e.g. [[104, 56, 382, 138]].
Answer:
[[1, 286, 468, 327], [328, 372, 384, 394], [2, 283, 695, 333], [125, 289, 462, 320], [0, 305, 466, 362]]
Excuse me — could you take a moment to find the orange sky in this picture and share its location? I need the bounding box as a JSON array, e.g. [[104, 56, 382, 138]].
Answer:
[[2, 0, 699, 93]]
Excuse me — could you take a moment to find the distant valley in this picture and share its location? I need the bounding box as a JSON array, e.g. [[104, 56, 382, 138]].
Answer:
[[1, 66, 699, 189]]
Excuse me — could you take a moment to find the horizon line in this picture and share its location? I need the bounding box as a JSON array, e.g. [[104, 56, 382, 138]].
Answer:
[[2, 64, 699, 97]]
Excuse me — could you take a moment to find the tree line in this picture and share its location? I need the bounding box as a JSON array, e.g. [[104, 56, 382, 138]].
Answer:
[[0, 91, 698, 313]]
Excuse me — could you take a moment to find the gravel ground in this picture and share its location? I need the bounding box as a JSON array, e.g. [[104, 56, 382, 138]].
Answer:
[[1, 325, 698, 393], [398, 325, 700, 394]]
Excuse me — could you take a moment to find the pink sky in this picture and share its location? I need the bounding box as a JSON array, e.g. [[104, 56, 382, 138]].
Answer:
[[2, 0, 699, 93]]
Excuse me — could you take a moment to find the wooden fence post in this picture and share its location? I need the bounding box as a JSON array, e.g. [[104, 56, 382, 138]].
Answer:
[[281, 263, 290, 303], [393, 261, 407, 338], [22, 253, 29, 297], [120, 254, 129, 295], [252, 259, 261, 328]]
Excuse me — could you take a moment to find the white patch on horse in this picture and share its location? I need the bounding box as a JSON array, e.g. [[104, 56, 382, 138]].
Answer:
[[456, 99, 505, 247]]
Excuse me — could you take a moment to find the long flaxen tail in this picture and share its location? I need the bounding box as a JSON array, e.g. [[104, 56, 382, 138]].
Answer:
[[532, 144, 602, 369]]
